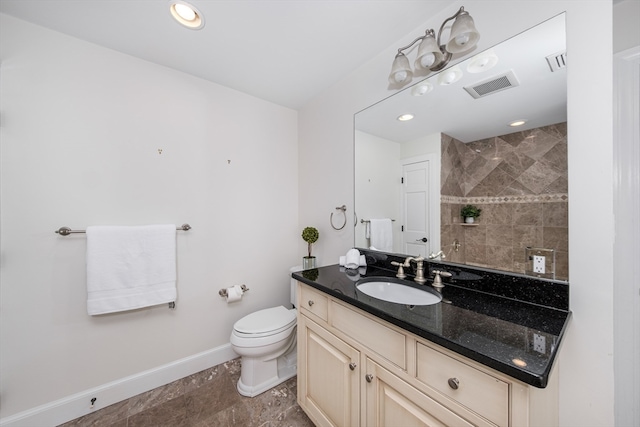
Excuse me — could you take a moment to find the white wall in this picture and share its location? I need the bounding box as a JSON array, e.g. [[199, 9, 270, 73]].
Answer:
[[0, 13, 299, 421], [400, 132, 441, 160], [354, 131, 401, 250], [613, 0, 640, 53], [298, 1, 615, 425]]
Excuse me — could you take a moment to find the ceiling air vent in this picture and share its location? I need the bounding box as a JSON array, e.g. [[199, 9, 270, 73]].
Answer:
[[546, 50, 567, 72], [464, 70, 520, 99]]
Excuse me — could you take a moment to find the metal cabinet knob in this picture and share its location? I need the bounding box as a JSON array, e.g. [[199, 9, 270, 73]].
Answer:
[[448, 377, 460, 390], [308, 300, 314, 307], [365, 374, 374, 383], [349, 362, 357, 371]]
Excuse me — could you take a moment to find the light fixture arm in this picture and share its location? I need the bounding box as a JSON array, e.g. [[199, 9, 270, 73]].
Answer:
[[436, 6, 466, 48], [395, 29, 433, 57]]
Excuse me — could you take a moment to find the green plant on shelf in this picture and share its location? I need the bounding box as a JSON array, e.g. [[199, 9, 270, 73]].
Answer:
[[461, 204, 482, 219]]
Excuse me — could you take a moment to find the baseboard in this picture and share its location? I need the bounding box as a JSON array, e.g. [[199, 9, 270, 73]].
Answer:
[[0, 344, 238, 427]]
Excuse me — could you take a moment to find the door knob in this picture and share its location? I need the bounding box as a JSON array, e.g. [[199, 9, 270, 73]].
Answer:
[[416, 237, 428, 242]]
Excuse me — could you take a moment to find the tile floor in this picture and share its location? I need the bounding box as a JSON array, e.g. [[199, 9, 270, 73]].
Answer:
[[59, 358, 314, 427]]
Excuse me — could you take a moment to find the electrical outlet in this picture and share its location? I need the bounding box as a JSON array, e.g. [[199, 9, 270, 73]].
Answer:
[[533, 255, 545, 274], [533, 333, 546, 353]]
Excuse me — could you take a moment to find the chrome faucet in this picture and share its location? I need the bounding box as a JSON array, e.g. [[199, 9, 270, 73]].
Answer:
[[405, 256, 427, 284], [428, 250, 446, 260]]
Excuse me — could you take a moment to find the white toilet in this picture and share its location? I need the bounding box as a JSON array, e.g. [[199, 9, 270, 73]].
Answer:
[[230, 272, 298, 397]]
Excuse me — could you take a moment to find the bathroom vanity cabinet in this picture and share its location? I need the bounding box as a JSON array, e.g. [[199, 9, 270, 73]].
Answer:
[[296, 279, 564, 427]]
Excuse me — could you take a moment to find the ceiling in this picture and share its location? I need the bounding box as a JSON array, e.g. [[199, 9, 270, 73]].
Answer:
[[0, 0, 453, 110]]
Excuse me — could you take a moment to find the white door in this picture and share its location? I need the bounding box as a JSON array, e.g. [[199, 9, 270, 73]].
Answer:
[[402, 159, 430, 256]]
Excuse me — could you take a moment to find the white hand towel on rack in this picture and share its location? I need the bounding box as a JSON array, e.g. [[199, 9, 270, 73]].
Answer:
[[86, 224, 177, 315], [369, 219, 393, 252]]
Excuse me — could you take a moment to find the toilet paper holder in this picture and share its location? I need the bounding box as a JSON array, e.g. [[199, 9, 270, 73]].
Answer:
[[219, 284, 249, 297]]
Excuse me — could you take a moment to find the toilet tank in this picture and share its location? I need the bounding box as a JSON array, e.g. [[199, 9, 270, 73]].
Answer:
[[290, 266, 301, 307]]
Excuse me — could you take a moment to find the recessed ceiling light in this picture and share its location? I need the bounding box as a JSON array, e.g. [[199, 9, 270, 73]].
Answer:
[[397, 114, 414, 122], [509, 119, 527, 127], [467, 50, 499, 73], [512, 358, 527, 367], [437, 66, 463, 86], [411, 81, 433, 96], [170, 1, 205, 30]]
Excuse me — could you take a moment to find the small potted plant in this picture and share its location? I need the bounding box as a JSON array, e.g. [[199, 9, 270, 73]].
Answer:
[[301, 226, 319, 269], [461, 204, 482, 224]]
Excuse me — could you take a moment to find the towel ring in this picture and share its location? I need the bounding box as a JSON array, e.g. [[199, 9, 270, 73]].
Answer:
[[330, 205, 347, 230]]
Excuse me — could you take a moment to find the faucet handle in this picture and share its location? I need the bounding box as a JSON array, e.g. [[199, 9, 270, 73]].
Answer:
[[431, 269, 452, 291], [391, 261, 407, 279]]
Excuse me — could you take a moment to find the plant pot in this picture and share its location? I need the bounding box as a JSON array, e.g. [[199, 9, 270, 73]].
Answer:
[[465, 217, 475, 224], [303, 256, 316, 270]]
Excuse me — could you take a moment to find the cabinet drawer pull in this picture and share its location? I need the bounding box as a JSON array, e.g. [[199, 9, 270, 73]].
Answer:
[[349, 362, 357, 371], [365, 374, 374, 383], [448, 377, 460, 390], [308, 300, 314, 307]]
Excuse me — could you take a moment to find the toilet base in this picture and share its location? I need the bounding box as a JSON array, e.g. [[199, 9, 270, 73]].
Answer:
[[236, 348, 297, 397]]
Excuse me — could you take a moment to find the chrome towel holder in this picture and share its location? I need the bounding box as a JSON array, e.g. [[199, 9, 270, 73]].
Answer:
[[330, 205, 347, 230], [55, 223, 192, 236]]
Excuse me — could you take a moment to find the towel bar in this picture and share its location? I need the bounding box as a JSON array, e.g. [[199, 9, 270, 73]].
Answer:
[[360, 219, 395, 223], [55, 224, 192, 236]]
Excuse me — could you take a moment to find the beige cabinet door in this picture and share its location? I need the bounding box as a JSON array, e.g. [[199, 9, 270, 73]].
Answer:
[[297, 315, 360, 427], [364, 358, 475, 427]]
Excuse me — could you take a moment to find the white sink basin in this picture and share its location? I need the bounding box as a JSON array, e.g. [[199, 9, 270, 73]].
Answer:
[[356, 280, 442, 306]]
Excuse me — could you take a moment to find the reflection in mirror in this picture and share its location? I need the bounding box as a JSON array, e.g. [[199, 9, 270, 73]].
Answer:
[[355, 13, 568, 280]]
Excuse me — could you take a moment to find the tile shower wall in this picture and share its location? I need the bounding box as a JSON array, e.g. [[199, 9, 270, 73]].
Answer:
[[441, 123, 568, 280]]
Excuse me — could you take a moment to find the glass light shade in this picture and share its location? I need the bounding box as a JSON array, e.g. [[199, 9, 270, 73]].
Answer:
[[414, 35, 444, 70], [388, 53, 413, 84], [445, 12, 480, 53]]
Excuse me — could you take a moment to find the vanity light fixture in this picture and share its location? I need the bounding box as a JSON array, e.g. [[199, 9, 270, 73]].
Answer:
[[397, 114, 415, 122], [509, 119, 527, 127], [388, 6, 480, 85], [170, 1, 205, 30]]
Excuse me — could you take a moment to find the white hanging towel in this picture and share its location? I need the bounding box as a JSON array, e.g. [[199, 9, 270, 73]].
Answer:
[[86, 224, 177, 315], [369, 219, 393, 252]]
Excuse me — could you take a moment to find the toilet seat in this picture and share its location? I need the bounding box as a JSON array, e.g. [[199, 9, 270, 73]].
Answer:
[[233, 306, 296, 338]]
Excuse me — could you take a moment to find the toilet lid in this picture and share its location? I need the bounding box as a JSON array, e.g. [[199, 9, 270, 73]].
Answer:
[[234, 306, 296, 336]]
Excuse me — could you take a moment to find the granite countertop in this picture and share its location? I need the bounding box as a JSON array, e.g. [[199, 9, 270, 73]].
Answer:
[[292, 259, 571, 389]]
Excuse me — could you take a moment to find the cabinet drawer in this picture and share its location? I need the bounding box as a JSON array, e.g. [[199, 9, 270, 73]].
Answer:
[[299, 284, 328, 322], [331, 301, 406, 369], [416, 343, 509, 427]]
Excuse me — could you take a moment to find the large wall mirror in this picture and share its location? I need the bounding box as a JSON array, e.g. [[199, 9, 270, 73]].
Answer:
[[355, 13, 568, 280]]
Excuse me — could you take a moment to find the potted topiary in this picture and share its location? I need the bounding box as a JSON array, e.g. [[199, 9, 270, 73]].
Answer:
[[461, 204, 482, 224], [301, 226, 319, 269]]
